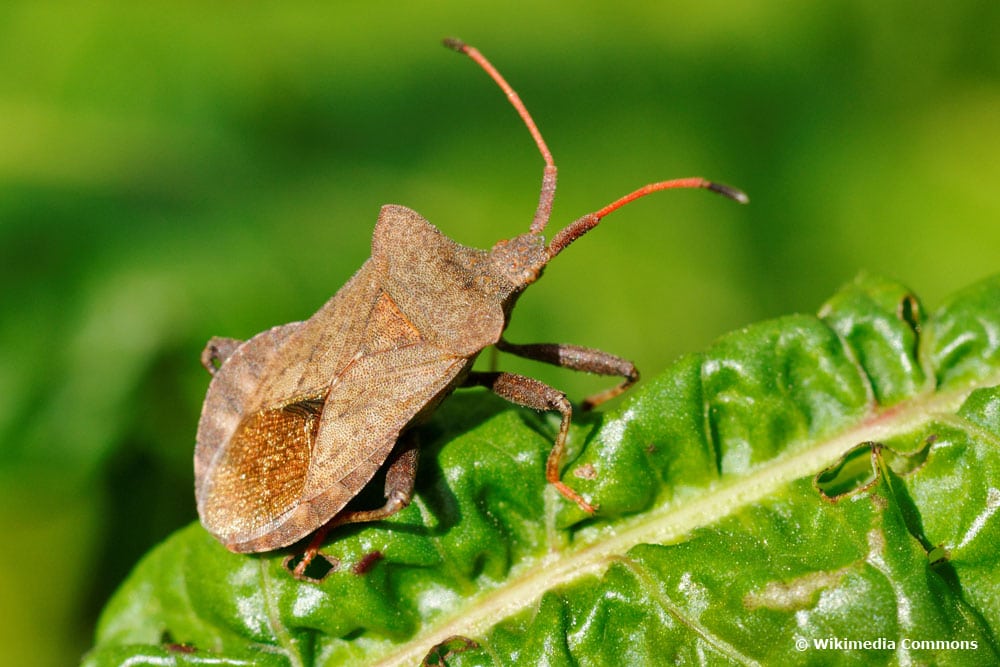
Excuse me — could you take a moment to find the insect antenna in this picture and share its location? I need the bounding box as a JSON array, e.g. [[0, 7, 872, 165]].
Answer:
[[444, 38, 557, 235], [443, 38, 749, 259], [547, 178, 748, 258]]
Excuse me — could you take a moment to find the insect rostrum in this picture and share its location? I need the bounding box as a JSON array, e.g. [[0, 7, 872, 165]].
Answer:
[[194, 39, 746, 577]]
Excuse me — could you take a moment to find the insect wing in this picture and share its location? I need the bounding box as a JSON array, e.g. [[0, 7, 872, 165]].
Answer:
[[299, 343, 466, 525], [196, 266, 470, 551]]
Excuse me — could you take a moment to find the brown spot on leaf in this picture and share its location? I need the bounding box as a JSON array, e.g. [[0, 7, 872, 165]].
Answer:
[[422, 635, 480, 666], [353, 550, 384, 575]]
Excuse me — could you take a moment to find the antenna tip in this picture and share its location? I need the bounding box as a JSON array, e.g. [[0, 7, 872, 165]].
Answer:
[[442, 37, 467, 53], [707, 181, 749, 204]]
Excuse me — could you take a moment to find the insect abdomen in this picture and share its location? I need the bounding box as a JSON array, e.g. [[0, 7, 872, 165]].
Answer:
[[200, 400, 321, 548]]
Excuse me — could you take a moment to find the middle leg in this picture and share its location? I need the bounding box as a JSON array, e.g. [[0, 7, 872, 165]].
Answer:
[[495, 338, 639, 410], [464, 370, 596, 513]]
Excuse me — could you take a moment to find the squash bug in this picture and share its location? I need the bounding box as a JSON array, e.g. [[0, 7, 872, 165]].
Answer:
[[194, 39, 747, 576]]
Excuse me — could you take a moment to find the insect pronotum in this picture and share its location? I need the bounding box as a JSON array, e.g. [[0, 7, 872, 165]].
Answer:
[[194, 39, 747, 577]]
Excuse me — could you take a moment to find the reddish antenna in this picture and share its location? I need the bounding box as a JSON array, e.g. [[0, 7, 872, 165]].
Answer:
[[444, 38, 747, 255], [443, 38, 558, 235]]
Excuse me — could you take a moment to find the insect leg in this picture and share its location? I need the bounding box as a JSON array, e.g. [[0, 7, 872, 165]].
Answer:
[[495, 338, 638, 410], [292, 433, 419, 580], [199, 337, 243, 375], [464, 371, 596, 513]]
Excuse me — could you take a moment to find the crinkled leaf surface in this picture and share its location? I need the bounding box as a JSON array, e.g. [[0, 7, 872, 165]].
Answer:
[[85, 274, 1000, 666]]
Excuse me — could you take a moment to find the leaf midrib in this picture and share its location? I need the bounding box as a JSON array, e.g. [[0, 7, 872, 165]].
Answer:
[[371, 374, 997, 666]]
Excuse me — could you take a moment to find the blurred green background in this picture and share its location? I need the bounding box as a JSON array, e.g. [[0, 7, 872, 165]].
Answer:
[[2, 2, 999, 664]]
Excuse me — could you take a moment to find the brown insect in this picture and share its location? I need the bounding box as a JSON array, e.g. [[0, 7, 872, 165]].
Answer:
[[194, 39, 746, 576]]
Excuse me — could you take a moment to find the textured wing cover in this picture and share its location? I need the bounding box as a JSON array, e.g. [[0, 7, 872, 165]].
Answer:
[[196, 260, 469, 551]]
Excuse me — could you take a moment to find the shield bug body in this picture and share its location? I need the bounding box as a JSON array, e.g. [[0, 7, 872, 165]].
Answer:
[[195, 39, 746, 573]]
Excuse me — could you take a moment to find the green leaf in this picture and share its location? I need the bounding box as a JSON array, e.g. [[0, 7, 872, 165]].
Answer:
[[85, 274, 1000, 666]]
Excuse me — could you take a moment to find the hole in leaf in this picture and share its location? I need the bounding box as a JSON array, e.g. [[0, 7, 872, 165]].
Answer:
[[422, 635, 480, 666], [882, 434, 933, 475], [815, 443, 878, 499], [814, 437, 934, 501], [284, 552, 338, 581]]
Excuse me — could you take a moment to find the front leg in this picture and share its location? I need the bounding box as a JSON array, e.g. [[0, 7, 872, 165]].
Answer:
[[495, 339, 639, 410], [464, 371, 596, 514]]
